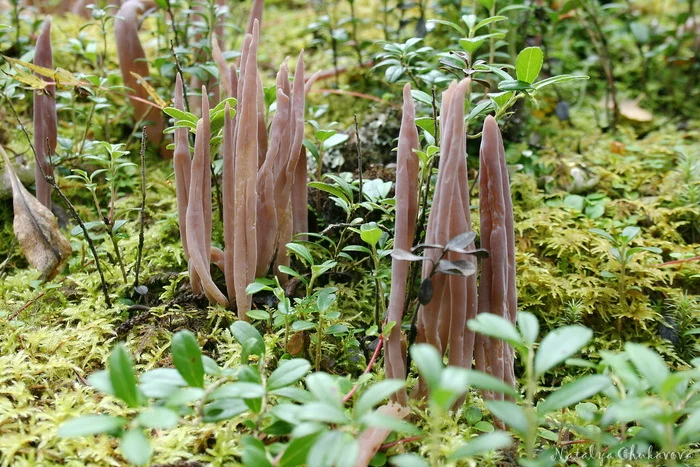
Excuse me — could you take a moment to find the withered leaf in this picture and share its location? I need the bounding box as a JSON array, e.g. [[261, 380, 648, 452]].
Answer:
[[1, 145, 71, 280], [436, 258, 477, 277], [286, 331, 310, 357], [418, 277, 433, 305]]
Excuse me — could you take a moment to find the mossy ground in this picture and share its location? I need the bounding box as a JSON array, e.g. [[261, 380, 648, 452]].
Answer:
[[0, 1, 698, 465]]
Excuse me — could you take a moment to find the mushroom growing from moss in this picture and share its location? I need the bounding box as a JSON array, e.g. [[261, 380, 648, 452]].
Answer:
[[33, 18, 57, 209], [415, 79, 478, 375], [114, 0, 167, 156], [384, 83, 420, 405], [474, 115, 517, 392]]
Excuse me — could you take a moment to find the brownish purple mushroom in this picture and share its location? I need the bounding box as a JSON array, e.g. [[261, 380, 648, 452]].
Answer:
[[474, 115, 517, 393], [33, 18, 57, 209], [385, 83, 420, 405]]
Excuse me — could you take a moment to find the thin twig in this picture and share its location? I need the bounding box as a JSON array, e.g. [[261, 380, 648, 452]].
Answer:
[[171, 39, 190, 113], [134, 128, 147, 289], [6, 98, 112, 308], [354, 114, 363, 203], [0, 238, 17, 277], [9, 277, 67, 321], [655, 256, 700, 267], [380, 435, 424, 451]]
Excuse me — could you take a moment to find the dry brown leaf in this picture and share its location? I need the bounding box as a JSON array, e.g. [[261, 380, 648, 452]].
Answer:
[[601, 97, 653, 122], [1, 145, 71, 280], [619, 100, 653, 122]]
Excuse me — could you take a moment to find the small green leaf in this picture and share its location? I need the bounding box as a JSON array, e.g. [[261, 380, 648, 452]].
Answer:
[[468, 314, 522, 348], [136, 407, 179, 429], [308, 182, 351, 204], [210, 382, 266, 399], [286, 242, 314, 266], [247, 309, 271, 320], [489, 91, 513, 109], [109, 344, 142, 408], [475, 15, 507, 31], [360, 222, 383, 247], [414, 117, 435, 137], [390, 453, 429, 467], [621, 226, 641, 242], [292, 320, 316, 331], [172, 330, 204, 388], [298, 401, 349, 424], [410, 344, 442, 390], [242, 435, 273, 467], [322, 133, 349, 150], [474, 421, 494, 432], [121, 429, 152, 466], [87, 370, 114, 396], [203, 399, 249, 422], [625, 343, 669, 392], [535, 325, 592, 376], [230, 321, 265, 360], [465, 370, 519, 399], [517, 312, 539, 345], [410, 90, 433, 106], [498, 79, 534, 92], [516, 47, 543, 84], [58, 415, 126, 437], [355, 380, 406, 416], [533, 74, 588, 90], [448, 431, 512, 460], [246, 282, 272, 295], [267, 359, 311, 391], [538, 375, 611, 413], [486, 400, 528, 434], [316, 288, 337, 313], [589, 228, 615, 242], [279, 434, 320, 467], [459, 37, 485, 55], [677, 410, 700, 444]]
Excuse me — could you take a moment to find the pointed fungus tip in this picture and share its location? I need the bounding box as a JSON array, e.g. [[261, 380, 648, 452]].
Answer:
[[483, 115, 499, 134]]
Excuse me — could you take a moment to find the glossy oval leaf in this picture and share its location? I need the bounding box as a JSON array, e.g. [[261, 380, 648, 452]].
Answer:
[[57, 415, 126, 438], [267, 359, 312, 391], [355, 379, 406, 416], [109, 344, 142, 408], [172, 330, 204, 388], [121, 429, 152, 467], [486, 400, 528, 434], [448, 431, 512, 460], [538, 375, 611, 413], [535, 325, 592, 377], [468, 314, 522, 348], [516, 47, 543, 84]]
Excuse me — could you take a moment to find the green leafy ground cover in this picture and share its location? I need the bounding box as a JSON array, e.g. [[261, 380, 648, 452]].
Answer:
[[0, 0, 698, 465]]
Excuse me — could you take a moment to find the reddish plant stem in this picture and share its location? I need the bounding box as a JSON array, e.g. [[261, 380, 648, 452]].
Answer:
[[343, 336, 384, 403], [8, 278, 67, 321], [380, 435, 424, 451], [655, 256, 700, 267], [310, 89, 399, 107]]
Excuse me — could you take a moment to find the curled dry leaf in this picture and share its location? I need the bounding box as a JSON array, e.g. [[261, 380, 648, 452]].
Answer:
[[1, 145, 71, 280], [618, 100, 653, 122]]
